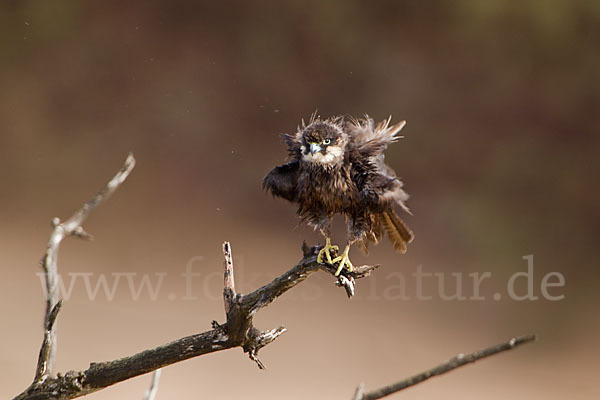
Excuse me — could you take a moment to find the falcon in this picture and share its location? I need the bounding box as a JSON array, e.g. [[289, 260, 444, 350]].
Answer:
[[263, 113, 414, 276]]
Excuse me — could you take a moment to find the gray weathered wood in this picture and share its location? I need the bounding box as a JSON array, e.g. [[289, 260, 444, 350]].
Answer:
[[354, 334, 536, 400]]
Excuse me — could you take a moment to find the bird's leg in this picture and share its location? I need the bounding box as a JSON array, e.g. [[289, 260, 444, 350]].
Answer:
[[332, 222, 362, 276], [332, 244, 354, 276], [317, 226, 338, 264], [317, 237, 338, 264]]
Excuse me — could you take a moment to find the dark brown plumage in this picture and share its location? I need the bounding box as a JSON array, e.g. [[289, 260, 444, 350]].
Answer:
[[263, 113, 413, 274]]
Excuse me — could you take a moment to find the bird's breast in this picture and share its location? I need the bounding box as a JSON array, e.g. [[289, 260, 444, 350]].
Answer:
[[298, 166, 353, 213]]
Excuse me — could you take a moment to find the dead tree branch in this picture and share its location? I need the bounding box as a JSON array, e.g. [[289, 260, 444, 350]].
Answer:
[[35, 153, 136, 383], [15, 242, 375, 399], [142, 369, 161, 400], [353, 334, 536, 400]]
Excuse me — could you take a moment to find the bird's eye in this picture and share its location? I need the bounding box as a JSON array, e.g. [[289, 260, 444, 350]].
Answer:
[[323, 138, 331, 145]]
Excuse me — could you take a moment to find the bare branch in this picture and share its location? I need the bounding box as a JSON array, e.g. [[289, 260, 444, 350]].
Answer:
[[15, 237, 375, 399], [142, 369, 162, 400], [225, 241, 376, 368], [241, 243, 378, 316], [352, 383, 365, 400], [15, 330, 231, 400], [222, 242, 236, 314], [34, 300, 63, 382], [35, 153, 135, 382], [355, 334, 537, 400]]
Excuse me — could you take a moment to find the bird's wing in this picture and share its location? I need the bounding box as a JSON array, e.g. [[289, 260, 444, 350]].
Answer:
[[347, 116, 406, 158], [262, 159, 300, 202], [346, 115, 410, 211]]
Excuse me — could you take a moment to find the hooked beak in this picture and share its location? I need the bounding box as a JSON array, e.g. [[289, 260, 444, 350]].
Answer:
[[309, 142, 321, 155]]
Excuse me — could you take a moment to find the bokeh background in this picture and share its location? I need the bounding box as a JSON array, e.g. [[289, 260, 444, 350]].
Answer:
[[2, 1, 598, 399]]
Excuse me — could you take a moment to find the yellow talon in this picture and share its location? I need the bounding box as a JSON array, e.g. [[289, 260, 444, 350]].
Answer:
[[317, 237, 338, 264], [332, 245, 353, 276]]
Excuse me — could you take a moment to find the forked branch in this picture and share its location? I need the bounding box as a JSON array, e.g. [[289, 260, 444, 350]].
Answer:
[[16, 243, 375, 399], [35, 153, 136, 382]]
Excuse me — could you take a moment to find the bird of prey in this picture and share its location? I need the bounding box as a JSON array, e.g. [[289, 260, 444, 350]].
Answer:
[[263, 113, 413, 276]]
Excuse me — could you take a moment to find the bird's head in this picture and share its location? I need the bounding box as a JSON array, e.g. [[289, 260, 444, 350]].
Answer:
[[299, 121, 346, 166]]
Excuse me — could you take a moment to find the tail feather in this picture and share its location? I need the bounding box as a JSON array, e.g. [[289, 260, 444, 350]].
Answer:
[[381, 211, 414, 254]]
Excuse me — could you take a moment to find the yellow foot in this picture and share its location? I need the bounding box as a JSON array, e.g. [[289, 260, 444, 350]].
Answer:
[[317, 237, 339, 264], [332, 245, 353, 276]]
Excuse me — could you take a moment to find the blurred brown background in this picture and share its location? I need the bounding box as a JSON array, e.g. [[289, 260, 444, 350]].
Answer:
[[2, 1, 598, 399]]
